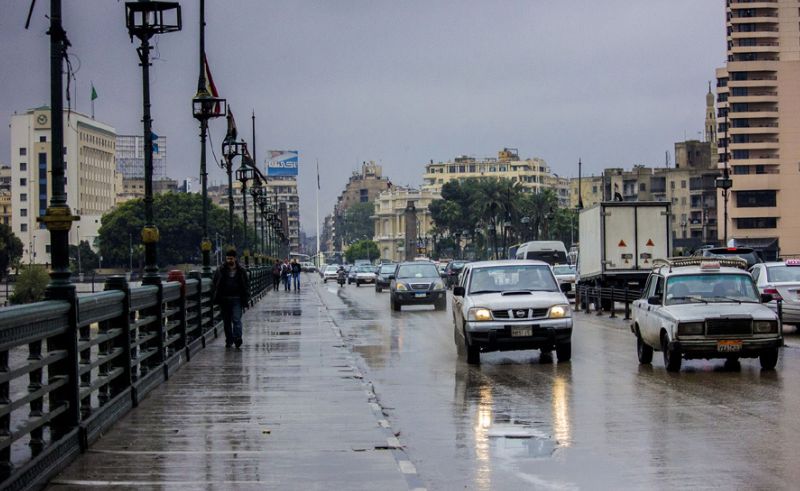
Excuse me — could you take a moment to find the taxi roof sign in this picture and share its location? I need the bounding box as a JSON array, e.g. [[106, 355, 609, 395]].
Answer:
[[785, 259, 800, 267], [700, 261, 721, 271]]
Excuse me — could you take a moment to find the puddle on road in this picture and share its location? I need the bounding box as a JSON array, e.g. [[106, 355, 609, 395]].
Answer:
[[488, 425, 557, 459], [263, 309, 302, 317]]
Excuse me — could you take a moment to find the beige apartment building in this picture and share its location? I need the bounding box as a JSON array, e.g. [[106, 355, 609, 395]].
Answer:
[[264, 176, 300, 252], [327, 161, 392, 251], [422, 148, 556, 195], [715, 0, 800, 257], [372, 187, 440, 262], [10, 108, 116, 264], [0, 165, 10, 227]]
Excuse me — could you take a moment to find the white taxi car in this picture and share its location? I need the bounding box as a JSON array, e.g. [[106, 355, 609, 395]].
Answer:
[[750, 259, 800, 325], [631, 257, 782, 372], [452, 260, 573, 365]]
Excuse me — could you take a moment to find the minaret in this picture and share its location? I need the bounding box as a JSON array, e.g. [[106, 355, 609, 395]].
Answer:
[[704, 81, 717, 144]]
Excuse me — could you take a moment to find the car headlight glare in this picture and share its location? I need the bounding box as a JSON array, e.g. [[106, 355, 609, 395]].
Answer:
[[468, 308, 492, 321], [433, 280, 445, 290], [753, 320, 778, 334], [677, 322, 704, 336], [396, 283, 407, 291], [548, 305, 570, 319]]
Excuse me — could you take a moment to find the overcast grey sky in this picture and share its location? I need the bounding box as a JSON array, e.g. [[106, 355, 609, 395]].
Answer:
[[0, 1, 726, 234]]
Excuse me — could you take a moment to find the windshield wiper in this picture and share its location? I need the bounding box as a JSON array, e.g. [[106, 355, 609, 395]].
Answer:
[[710, 296, 742, 304], [670, 296, 708, 304], [470, 290, 501, 295]]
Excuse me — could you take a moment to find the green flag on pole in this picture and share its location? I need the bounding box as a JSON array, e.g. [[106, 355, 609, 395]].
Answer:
[[91, 84, 98, 101]]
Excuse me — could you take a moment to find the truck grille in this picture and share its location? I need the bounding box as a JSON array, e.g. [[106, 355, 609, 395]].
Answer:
[[410, 283, 430, 290], [492, 308, 549, 319], [706, 318, 752, 336]]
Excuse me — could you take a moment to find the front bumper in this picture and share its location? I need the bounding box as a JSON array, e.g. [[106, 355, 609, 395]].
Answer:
[[465, 318, 573, 352], [669, 337, 783, 359], [356, 276, 375, 283], [394, 290, 446, 304]]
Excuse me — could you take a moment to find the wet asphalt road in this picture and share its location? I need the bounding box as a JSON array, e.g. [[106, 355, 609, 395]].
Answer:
[[317, 277, 800, 490]]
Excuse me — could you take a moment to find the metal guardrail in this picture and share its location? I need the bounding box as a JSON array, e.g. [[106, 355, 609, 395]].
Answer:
[[575, 284, 643, 321], [0, 266, 271, 491]]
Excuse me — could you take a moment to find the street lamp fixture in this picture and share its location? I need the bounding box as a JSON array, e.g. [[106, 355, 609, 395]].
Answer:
[[236, 156, 255, 266], [249, 175, 263, 262], [221, 138, 246, 246], [125, 0, 181, 285]]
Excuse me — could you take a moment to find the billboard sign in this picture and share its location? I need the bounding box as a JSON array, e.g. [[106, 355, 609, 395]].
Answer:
[[267, 150, 299, 177]]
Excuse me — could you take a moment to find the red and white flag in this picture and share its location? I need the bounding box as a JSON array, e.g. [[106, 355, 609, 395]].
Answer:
[[203, 53, 222, 115]]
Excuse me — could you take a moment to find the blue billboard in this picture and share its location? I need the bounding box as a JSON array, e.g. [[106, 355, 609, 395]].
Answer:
[[267, 150, 299, 177]]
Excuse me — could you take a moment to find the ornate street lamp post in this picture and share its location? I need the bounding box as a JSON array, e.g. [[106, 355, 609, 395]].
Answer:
[[716, 110, 732, 245], [256, 191, 267, 258], [221, 138, 245, 246], [235, 153, 255, 267], [125, 1, 181, 284], [192, 0, 226, 277], [250, 174, 262, 263]]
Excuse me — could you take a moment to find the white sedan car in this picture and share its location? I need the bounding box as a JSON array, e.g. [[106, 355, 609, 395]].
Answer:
[[631, 257, 782, 372], [750, 259, 800, 325], [452, 260, 573, 365], [322, 265, 340, 283]]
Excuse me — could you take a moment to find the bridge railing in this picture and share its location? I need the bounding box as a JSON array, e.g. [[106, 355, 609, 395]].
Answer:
[[0, 266, 270, 491]]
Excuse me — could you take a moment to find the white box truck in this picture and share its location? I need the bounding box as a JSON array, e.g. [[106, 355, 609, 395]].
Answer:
[[577, 201, 671, 304]]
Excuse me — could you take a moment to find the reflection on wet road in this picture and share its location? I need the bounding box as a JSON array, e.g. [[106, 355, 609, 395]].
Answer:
[[317, 278, 800, 490]]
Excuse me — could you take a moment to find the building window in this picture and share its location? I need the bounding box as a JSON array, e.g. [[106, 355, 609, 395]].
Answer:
[[670, 181, 675, 190], [448, 166, 456, 173], [45, 245, 51, 254], [19, 148, 27, 156], [19, 178, 26, 187], [639, 183, 646, 192], [736, 190, 776, 208], [39, 136, 46, 142], [20, 162, 27, 172], [20, 193, 27, 202], [469, 165, 476, 172], [736, 217, 776, 229], [20, 224, 27, 232], [592, 185, 598, 194], [681, 180, 686, 189], [20, 209, 27, 217]]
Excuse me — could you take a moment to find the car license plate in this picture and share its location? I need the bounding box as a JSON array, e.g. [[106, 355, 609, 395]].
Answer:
[[512, 326, 532, 337], [415, 293, 426, 298], [717, 340, 742, 352]]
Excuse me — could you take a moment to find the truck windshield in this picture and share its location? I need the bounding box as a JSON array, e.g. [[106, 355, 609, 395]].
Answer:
[[665, 274, 759, 305]]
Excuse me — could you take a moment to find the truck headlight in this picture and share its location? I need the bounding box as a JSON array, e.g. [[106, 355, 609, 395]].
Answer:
[[433, 280, 445, 290], [753, 320, 778, 334], [677, 322, 704, 336], [548, 305, 570, 319], [396, 283, 408, 291], [468, 308, 492, 321]]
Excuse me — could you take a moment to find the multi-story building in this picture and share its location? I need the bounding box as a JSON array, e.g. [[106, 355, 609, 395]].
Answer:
[[116, 177, 179, 203], [264, 176, 299, 252], [715, 0, 800, 257], [372, 186, 440, 262], [10, 107, 116, 264], [422, 148, 553, 194], [0, 165, 11, 227], [326, 161, 392, 250], [116, 134, 167, 179]]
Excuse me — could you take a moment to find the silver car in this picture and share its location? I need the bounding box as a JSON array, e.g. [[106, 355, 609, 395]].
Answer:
[[452, 260, 573, 365], [750, 259, 800, 325], [632, 257, 782, 372], [552, 264, 577, 298]]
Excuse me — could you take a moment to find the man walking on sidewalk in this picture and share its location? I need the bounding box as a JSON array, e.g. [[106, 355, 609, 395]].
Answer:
[[291, 258, 301, 291], [213, 249, 250, 349]]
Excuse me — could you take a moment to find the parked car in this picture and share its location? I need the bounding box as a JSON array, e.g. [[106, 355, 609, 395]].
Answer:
[[300, 262, 317, 273], [353, 265, 377, 286], [631, 257, 782, 372], [442, 260, 468, 289], [552, 264, 577, 298], [452, 260, 573, 365], [750, 259, 800, 325], [375, 263, 397, 292], [692, 246, 763, 268], [322, 265, 339, 283], [389, 261, 446, 311], [347, 265, 358, 284]]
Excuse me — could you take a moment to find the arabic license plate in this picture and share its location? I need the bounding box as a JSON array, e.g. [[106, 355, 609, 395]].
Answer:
[[415, 293, 426, 298], [512, 326, 533, 337], [717, 340, 742, 353]]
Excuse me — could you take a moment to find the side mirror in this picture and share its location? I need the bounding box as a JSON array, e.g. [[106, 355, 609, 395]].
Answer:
[[453, 286, 465, 297], [647, 295, 662, 306], [761, 293, 776, 303], [560, 283, 571, 293]]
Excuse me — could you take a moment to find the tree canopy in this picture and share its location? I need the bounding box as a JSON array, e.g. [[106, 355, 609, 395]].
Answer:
[[0, 224, 23, 279], [338, 202, 375, 247], [345, 239, 380, 263], [97, 193, 249, 268]]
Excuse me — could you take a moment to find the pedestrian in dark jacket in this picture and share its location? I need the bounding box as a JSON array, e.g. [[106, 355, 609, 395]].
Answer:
[[271, 259, 282, 290], [281, 259, 291, 291], [291, 259, 301, 291], [213, 249, 250, 349]]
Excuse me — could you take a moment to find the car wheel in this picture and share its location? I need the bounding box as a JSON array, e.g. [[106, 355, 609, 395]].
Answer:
[[556, 342, 571, 362], [376, 286, 382, 293], [661, 333, 682, 372], [637, 335, 653, 364], [465, 333, 480, 365], [759, 347, 779, 370], [391, 296, 401, 312], [434, 297, 446, 310], [454, 325, 465, 354], [356, 281, 360, 287]]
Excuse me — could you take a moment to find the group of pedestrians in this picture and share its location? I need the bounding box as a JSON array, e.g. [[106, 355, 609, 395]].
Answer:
[[271, 258, 301, 292], [213, 251, 307, 350]]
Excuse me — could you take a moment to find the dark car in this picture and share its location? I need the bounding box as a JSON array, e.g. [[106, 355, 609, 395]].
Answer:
[[693, 246, 763, 268], [442, 260, 468, 288], [389, 261, 447, 311], [375, 263, 397, 292]]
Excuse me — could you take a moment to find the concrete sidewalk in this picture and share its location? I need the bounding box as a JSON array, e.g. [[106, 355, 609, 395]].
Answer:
[[48, 277, 416, 490]]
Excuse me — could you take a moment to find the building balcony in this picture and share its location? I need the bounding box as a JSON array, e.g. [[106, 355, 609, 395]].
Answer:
[[726, 60, 778, 72], [729, 125, 778, 135], [729, 1, 778, 7], [729, 109, 779, 119], [727, 78, 777, 88], [728, 94, 778, 103], [730, 173, 783, 191], [729, 141, 779, 151]]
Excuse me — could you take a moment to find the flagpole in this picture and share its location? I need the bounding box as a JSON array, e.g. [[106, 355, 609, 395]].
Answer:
[[316, 159, 320, 267]]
